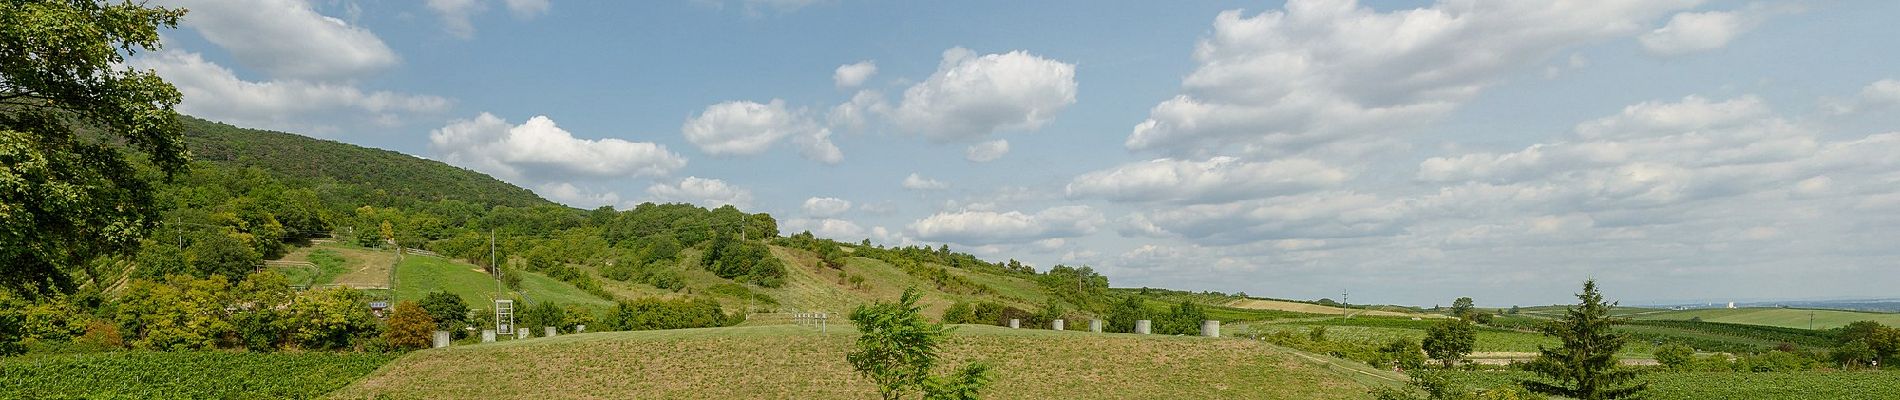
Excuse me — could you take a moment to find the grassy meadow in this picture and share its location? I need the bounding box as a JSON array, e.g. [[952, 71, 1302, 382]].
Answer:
[[1631, 307, 1900, 330]]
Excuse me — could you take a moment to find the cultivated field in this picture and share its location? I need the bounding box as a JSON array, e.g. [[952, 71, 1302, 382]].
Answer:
[[1630, 307, 1900, 330], [332, 324, 1377, 399], [1225, 298, 1435, 318], [1438, 370, 1900, 400], [0, 351, 397, 399]]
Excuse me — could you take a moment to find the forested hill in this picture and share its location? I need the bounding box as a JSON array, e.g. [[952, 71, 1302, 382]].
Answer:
[[179, 116, 548, 208]]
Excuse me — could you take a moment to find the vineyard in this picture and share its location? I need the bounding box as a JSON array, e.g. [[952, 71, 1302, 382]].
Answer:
[[1439, 370, 1900, 400], [0, 351, 398, 399]]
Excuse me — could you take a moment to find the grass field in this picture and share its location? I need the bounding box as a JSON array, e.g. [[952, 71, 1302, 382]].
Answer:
[[1225, 298, 1435, 319], [1631, 307, 1900, 330], [1438, 370, 1900, 400], [390, 255, 611, 309], [279, 243, 397, 289], [0, 351, 397, 399], [332, 324, 1377, 399]]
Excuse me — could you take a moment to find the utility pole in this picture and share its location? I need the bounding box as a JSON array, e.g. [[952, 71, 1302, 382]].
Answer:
[[489, 229, 496, 275]]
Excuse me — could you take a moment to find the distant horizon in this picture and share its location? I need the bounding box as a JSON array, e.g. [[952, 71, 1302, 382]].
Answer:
[[144, 0, 1900, 306]]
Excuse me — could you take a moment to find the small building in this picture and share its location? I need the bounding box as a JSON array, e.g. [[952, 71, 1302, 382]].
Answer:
[[369, 300, 391, 318]]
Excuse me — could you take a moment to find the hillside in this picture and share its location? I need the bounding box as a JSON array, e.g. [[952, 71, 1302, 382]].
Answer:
[[1630, 307, 1900, 330], [178, 116, 548, 208], [331, 324, 1379, 399]]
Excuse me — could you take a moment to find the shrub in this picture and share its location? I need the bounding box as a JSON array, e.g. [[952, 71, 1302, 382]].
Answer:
[[602, 297, 732, 331], [846, 288, 992, 400], [1655, 343, 1694, 370], [282, 287, 377, 350], [941, 301, 976, 324], [384, 301, 435, 350], [417, 291, 470, 335]]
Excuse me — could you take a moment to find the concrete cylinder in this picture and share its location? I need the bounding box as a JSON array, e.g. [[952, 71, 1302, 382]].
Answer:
[[1052, 319, 1065, 331], [1089, 319, 1103, 333], [1201, 320, 1221, 338], [545, 326, 557, 337], [575, 324, 586, 333], [432, 331, 451, 348], [516, 328, 528, 339], [1008, 319, 1020, 329], [481, 330, 496, 343], [1135, 320, 1152, 334]]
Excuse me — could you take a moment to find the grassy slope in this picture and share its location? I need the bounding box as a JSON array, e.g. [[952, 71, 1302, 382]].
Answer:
[[390, 255, 610, 308], [277, 243, 397, 288], [332, 324, 1374, 399], [1225, 298, 1437, 319], [0, 351, 397, 400], [1631, 308, 1900, 330]]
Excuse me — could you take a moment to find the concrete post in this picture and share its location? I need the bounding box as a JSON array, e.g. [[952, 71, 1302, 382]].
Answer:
[[432, 331, 451, 348], [481, 330, 496, 343], [1135, 320, 1152, 335], [516, 328, 528, 340], [545, 326, 557, 337], [1052, 319, 1065, 331], [1089, 319, 1103, 333], [575, 324, 586, 333], [1201, 320, 1221, 338], [1008, 319, 1020, 329]]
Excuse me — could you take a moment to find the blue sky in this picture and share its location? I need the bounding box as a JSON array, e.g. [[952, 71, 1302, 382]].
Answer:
[[142, 0, 1900, 307]]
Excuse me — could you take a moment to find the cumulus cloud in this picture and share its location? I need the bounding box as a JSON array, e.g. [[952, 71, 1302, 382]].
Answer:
[[425, 0, 485, 38], [1122, 191, 1411, 244], [910, 205, 1104, 245], [833, 61, 878, 89], [159, 0, 397, 81], [537, 182, 623, 209], [683, 99, 841, 164], [1826, 79, 1900, 115], [1640, 5, 1790, 56], [802, 197, 853, 217], [965, 140, 1010, 162], [429, 113, 687, 182], [826, 90, 888, 134], [901, 173, 949, 190], [1126, 0, 1697, 157], [1067, 157, 1350, 204], [504, 0, 552, 17], [646, 177, 753, 208], [890, 47, 1077, 142], [782, 218, 867, 240], [131, 50, 449, 134]]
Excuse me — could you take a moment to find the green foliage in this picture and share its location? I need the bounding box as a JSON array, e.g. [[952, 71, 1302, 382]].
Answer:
[[0, 0, 188, 297], [114, 275, 235, 350], [702, 235, 785, 287], [601, 297, 733, 331], [1520, 280, 1646, 400], [1655, 343, 1695, 370], [1156, 301, 1208, 335], [941, 301, 977, 324], [1451, 297, 1477, 321], [281, 287, 377, 351], [1374, 370, 1546, 400], [706, 283, 777, 306], [417, 290, 470, 333], [847, 287, 992, 400], [519, 301, 566, 331], [1375, 338, 1427, 371], [384, 301, 434, 350], [1104, 295, 1148, 333], [1036, 265, 1109, 312], [1424, 320, 1477, 368], [0, 351, 398, 399]]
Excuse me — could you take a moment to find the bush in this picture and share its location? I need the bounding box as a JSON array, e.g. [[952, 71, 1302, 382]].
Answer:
[[232, 309, 283, 351], [417, 291, 470, 336], [384, 301, 435, 350], [519, 301, 567, 331], [115, 276, 236, 350], [282, 287, 377, 350], [1655, 343, 1694, 370], [602, 297, 733, 331], [941, 301, 976, 324]]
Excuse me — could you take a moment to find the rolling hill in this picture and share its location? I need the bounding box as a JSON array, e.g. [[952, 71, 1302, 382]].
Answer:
[[1630, 307, 1900, 330]]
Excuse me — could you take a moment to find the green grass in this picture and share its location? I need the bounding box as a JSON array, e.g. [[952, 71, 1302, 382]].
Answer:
[[391, 255, 609, 309], [276, 249, 351, 287], [0, 351, 397, 399], [1631, 307, 1900, 330], [1438, 370, 1900, 400], [331, 324, 1376, 399]]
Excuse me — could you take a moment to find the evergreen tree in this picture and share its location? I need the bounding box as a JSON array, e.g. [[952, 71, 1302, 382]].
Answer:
[[1520, 280, 1646, 399]]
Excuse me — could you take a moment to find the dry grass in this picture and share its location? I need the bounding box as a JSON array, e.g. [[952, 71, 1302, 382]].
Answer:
[[280, 243, 396, 288], [331, 324, 1374, 399], [1225, 298, 1434, 319]]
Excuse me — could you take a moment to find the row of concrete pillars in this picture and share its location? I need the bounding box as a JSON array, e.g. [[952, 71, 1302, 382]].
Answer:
[[432, 325, 588, 349], [1003, 318, 1221, 338]]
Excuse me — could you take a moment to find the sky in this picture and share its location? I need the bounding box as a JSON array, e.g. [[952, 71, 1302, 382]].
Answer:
[[137, 0, 1900, 307]]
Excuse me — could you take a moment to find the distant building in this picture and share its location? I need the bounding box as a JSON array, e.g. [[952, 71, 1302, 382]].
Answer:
[[1726, 302, 1736, 309]]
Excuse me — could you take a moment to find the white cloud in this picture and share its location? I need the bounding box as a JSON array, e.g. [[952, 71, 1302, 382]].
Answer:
[[827, 90, 888, 134], [429, 113, 687, 181], [646, 177, 753, 208], [1067, 157, 1350, 204], [131, 50, 449, 134], [901, 173, 949, 190], [1123, 191, 1411, 244], [425, 0, 485, 38], [890, 47, 1077, 142], [964, 140, 1010, 162], [160, 0, 397, 81], [683, 99, 840, 164], [537, 182, 623, 209], [1126, 0, 1697, 157], [910, 205, 1103, 245], [1827, 79, 1900, 115], [504, 0, 552, 17], [1640, 5, 1790, 56], [833, 61, 878, 89], [802, 197, 853, 217], [782, 218, 867, 240]]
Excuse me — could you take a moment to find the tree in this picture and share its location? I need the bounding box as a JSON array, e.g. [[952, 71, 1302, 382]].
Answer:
[[847, 287, 992, 400], [1450, 297, 1476, 320], [185, 232, 260, 278], [1, 1, 189, 297], [941, 301, 975, 324], [1520, 280, 1646, 399], [1376, 338, 1426, 371], [1156, 300, 1207, 335], [384, 301, 435, 350], [282, 287, 376, 350], [1104, 295, 1148, 333], [1423, 319, 1475, 368], [417, 291, 469, 334], [1654, 343, 1694, 370]]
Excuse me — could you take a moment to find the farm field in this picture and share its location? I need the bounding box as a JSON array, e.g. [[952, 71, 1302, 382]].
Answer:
[[332, 324, 1378, 399], [276, 242, 397, 289], [1225, 298, 1433, 318], [0, 351, 398, 399], [1630, 307, 1900, 330], [1438, 370, 1900, 400]]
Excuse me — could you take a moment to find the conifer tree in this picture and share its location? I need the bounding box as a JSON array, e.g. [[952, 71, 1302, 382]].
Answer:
[[1520, 280, 1646, 399]]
